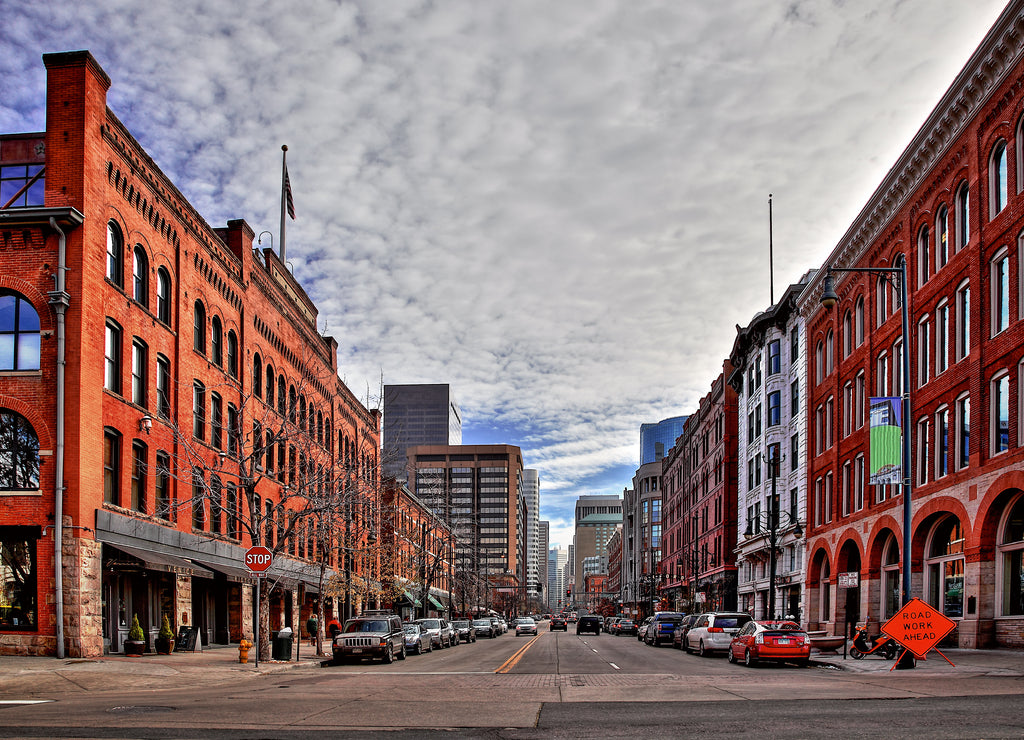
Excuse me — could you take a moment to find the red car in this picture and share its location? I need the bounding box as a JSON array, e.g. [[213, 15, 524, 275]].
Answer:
[[727, 620, 811, 667]]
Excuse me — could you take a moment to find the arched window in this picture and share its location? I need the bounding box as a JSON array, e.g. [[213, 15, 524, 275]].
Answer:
[[289, 385, 297, 423], [266, 364, 275, 406], [842, 310, 852, 358], [999, 495, 1024, 615], [253, 354, 263, 398], [156, 267, 171, 325], [226, 330, 238, 378], [917, 224, 930, 286], [881, 534, 901, 620], [925, 516, 964, 618], [935, 205, 949, 271], [876, 275, 889, 327], [193, 301, 206, 354], [991, 140, 1008, 217], [299, 395, 307, 429], [211, 317, 223, 366], [132, 245, 148, 307], [0, 409, 40, 490], [107, 221, 124, 287], [277, 375, 286, 415], [0, 291, 41, 370], [955, 181, 970, 250], [825, 330, 834, 375]]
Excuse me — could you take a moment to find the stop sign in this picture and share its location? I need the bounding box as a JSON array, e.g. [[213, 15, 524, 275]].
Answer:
[[244, 545, 273, 573]]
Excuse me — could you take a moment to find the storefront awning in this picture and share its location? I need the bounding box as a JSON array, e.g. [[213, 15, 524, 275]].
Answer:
[[106, 544, 214, 578], [189, 558, 253, 583], [427, 595, 446, 611], [395, 590, 421, 607]]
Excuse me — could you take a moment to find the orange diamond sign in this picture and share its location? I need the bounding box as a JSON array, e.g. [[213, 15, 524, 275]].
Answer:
[[881, 597, 957, 659]]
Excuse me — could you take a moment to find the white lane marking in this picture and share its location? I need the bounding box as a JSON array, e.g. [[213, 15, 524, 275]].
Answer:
[[592, 648, 599, 653], [609, 663, 620, 670], [0, 700, 53, 705]]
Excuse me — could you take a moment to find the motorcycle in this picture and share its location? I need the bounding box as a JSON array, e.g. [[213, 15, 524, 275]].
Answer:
[[849, 624, 899, 659]]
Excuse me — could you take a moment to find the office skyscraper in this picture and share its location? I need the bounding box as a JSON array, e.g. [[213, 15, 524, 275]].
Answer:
[[383, 384, 462, 481], [640, 416, 687, 464], [522, 469, 541, 600]]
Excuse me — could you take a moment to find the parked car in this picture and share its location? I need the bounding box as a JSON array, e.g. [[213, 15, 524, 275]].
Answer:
[[576, 615, 601, 635], [685, 612, 753, 656], [450, 619, 477, 643], [498, 618, 509, 633], [645, 612, 686, 647], [489, 617, 504, 635], [403, 623, 432, 655], [472, 618, 497, 638], [549, 615, 568, 631], [515, 617, 538, 636], [727, 620, 811, 667], [415, 618, 455, 649], [333, 612, 407, 664], [636, 616, 654, 641], [615, 618, 637, 636], [672, 614, 700, 649]]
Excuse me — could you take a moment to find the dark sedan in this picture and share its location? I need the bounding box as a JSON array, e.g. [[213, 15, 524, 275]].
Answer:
[[549, 616, 568, 631]]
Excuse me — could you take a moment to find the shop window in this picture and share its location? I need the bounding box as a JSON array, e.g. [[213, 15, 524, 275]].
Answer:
[[926, 516, 964, 618], [0, 291, 41, 371], [0, 527, 37, 630], [999, 495, 1024, 615], [0, 409, 40, 490]]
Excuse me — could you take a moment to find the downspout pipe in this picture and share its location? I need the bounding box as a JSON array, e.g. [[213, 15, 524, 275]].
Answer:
[[48, 216, 70, 659]]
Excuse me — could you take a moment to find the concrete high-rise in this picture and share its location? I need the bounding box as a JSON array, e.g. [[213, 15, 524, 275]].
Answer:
[[572, 495, 622, 602], [548, 546, 568, 612], [537, 521, 549, 607], [383, 384, 462, 481], [522, 470, 541, 601]]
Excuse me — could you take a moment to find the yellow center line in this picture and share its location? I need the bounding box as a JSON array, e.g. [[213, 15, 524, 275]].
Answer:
[[495, 633, 542, 673]]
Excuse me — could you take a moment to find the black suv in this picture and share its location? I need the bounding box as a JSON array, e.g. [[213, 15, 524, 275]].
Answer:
[[332, 612, 407, 664], [576, 615, 601, 635]]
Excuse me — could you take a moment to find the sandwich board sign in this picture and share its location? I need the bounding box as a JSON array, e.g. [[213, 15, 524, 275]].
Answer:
[[881, 597, 957, 660]]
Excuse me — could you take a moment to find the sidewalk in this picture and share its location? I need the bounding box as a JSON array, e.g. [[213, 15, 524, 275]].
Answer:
[[0, 642, 330, 697], [810, 645, 1024, 675]]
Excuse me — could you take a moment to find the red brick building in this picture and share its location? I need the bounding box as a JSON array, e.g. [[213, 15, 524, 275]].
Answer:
[[800, 3, 1024, 648], [662, 362, 738, 613], [0, 51, 380, 657]]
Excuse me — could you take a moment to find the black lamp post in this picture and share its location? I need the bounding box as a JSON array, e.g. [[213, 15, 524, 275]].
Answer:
[[821, 256, 915, 669], [744, 450, 803, 620]]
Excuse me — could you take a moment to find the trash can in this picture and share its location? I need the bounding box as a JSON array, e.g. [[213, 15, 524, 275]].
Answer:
[[272, 627, 293, 661]]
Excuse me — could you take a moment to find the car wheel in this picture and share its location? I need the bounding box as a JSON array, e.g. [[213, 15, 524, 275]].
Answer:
[[426, 640, 433, 652], [382, 645, 394, 664], [727, 647, 737, 664], [698, 640, 708, 657], [415, 642, 422, 655], [398, 643, 407, 660], [744, 649, 757, 667], [684, 639, 692, 654]]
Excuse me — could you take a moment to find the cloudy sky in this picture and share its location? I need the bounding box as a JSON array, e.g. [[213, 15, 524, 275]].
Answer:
[[2, 0, 1009, 548]]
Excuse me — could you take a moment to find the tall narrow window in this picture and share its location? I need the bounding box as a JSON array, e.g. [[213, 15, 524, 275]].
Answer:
[[956, 282, 970, 361], [935, 407, 949, 479], [0, 291, 41, 371], [156, 355, 170, 419], [131, 339, 147, 407], [210, 475, 222, 534], [227, 482, 239, 538], [826, 331, 834, 375], [992, 141, 1008, 217], [767, 391, 781, 427], [103, 429, 121, 505], [843, 311, 853, 358], [132, 245, 148, 307], [767, 339, 781, 375], [193, 301, 206, 354], [192, 381, 206, 441], [227, 404, 239, 457], [917, 317, 930, 388], [992, 251, 1010, 336], [936, 205, 949, 270], [790, 326, 799, 364], [104, 321, 122, 394], [156, 267, 171, 325], [226, 330, 238, 379], [935, 301, 949, 375], [855, 371, 865, 429], [211, 392, 223, 450], [790, 380, 800, 416], [993, 373, 1010, 455], [918, 225, 930, 286], [155, 451, 171, 520], [876, 352, 890, 396], [855, 297, 865, 346], [917, 417, 930, 486], [131, 441, 147, 513], [266, 365, 275, 407], [956, 395, 970, 470], [106, 221, 123, 287], [192, 471, 206, 530], [843, 381, 853, 438], [815, 341, 824, 384], [876, 275, 890, 326], [854, 454, 865, 512], [211, 316, 223, 366], [253, 354, 263, 398], [956, 181, 970, 250]]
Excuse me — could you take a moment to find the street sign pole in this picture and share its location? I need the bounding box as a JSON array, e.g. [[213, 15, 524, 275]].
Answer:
[[245, 546, 273, 669], [254, 574, 260, 669]]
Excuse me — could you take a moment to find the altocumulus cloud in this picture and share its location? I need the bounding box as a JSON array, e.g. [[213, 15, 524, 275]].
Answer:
[[1, 0, 1008, 546]]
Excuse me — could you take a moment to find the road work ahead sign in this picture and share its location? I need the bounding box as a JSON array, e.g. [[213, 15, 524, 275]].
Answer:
[[881, 597, 956, 658]]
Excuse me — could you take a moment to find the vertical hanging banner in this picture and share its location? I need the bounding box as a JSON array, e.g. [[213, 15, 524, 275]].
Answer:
[[869, 397, 903, 485]]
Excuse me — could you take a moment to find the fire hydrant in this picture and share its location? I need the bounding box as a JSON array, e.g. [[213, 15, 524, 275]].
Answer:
[[238, 638, 253, 664]]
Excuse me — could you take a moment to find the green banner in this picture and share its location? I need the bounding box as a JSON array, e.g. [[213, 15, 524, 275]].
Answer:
[[869, 397, 902, 485]]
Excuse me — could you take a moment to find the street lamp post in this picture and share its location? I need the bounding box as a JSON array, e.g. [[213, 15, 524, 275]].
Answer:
[[821, 256, 915, 668], [744, 449, 803, 620]]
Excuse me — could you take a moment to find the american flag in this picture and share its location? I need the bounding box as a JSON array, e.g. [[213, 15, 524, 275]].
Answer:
[[284, 164, 296, 220]]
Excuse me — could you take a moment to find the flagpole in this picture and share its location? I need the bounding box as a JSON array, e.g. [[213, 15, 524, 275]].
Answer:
[[768, 193, 774, 307], [280, 145, 288, 263]]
